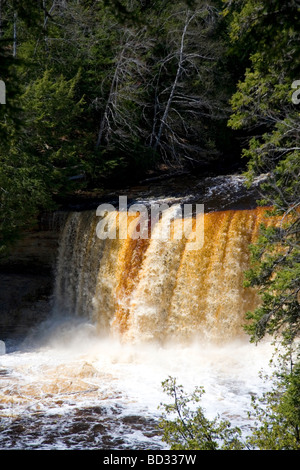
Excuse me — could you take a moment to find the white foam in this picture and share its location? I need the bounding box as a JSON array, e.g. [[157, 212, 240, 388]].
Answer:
[[0, 320, 275, 448]]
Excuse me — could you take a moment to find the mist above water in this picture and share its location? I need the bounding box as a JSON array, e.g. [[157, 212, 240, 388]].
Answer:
[[0, 313, 274, 450]]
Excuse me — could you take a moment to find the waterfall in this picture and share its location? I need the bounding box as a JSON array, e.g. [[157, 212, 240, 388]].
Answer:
[[53, 205, 274, 344], [0, 187, 279, 450]]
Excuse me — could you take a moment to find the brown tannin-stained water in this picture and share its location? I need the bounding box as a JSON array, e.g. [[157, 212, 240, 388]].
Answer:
[[0, 184, 278, 450]]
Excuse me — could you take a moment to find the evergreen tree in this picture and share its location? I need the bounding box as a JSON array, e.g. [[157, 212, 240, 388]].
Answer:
[[223, 0, 300, 346], [246, 351, 300, 450], [225, 0, 300, 449]]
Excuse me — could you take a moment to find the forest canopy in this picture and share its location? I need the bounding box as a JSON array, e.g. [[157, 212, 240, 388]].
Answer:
[[0, 0, 299, 251]]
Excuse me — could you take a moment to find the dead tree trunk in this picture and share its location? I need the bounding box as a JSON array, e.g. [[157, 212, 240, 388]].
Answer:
[[95, 46, 125, 149], [0, 0, 3, 39], [152, 12, 196, 153], [13, 11, 17, 57]]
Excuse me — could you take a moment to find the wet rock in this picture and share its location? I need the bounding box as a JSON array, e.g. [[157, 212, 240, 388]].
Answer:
[[91, 423, 107, 433], [68, 421, 90, 434]]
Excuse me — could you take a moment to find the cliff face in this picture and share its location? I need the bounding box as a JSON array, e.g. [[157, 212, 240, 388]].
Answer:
[[0, 215, 64, 346], [1, 231, 60, 274]]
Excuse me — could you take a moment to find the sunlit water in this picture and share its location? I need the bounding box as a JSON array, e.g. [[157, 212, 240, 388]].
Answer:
[[0, 184, 278, 450], [0, 316, 274, 450]]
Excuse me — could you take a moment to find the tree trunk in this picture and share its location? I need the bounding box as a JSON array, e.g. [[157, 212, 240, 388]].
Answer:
[[13, 12, 17, 57], [95, 46, 125, 149], [0, 0, 3, 39], [153, 12, 195, 152]]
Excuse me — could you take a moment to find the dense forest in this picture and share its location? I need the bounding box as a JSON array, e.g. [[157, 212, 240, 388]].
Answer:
[[0, 0, 299, 450]]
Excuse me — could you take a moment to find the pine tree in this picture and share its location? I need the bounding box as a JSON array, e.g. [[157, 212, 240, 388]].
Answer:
[[223, 0, 300, 345]]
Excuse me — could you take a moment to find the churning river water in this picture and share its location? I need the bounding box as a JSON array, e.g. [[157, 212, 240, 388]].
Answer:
[[0, 315, 275, 450]]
